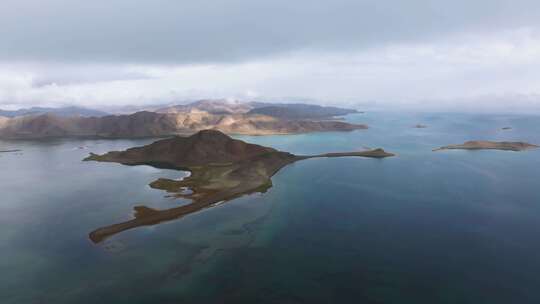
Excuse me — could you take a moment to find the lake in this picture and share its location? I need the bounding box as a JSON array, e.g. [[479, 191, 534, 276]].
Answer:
[[1, 111, 540, 303]]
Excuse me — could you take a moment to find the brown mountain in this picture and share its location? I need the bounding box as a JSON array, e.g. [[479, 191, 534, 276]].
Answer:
[[85, 130, 394, 243], [0, 111, 177, 138], [86, 129, 283, 167], [0, 110, 367, 139]]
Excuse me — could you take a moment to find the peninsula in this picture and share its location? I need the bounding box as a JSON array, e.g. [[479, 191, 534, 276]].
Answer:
[[434, 140, 538, 152], [85, 129, 394, 243]]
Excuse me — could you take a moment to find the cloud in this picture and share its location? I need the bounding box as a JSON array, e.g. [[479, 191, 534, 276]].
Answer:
[[28, 65, 153, 88], [1, 0, 539, 63], [0, 1, 539, 112], [1, 27, 539, 112]]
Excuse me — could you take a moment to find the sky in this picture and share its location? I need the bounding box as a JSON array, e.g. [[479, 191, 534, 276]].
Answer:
[[1, 0, 540, 112]]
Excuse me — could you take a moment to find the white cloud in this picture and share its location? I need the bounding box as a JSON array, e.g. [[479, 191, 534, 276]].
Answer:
[[2, 0, 539, 64], [1, 28, 540, 112]]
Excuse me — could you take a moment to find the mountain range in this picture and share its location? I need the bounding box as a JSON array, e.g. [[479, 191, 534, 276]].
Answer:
[[155, 100, 358, 119], [0, 106, 108, 118], [0, 100, 365, 139]]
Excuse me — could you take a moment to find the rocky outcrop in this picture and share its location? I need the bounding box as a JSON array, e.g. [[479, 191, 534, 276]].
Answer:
[[434, 141, 538, 152]]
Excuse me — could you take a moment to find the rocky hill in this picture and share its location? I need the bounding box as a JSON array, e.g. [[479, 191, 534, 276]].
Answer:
[[85, 129, 284, 167]]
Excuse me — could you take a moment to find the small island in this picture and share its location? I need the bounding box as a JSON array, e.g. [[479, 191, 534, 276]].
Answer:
[[414, 124, 428, 128], [434, 141, 538, 152], [85, 129, 394, 243], [501, 127, 512, 130], [0, 149, 21, 153]]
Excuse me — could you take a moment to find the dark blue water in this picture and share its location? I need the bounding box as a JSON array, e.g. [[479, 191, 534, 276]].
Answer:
[[1, 112, 540, 303]]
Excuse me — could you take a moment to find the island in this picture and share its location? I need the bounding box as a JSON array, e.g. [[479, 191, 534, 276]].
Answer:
[[85, 129, 394, 243], [414, 124, 428, 128], [0, 149, 21, 153], [501, 127, 512, 130], [434, 140, 538, 152]]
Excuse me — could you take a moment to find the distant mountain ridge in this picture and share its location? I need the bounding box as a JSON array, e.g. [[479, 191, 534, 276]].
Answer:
[[247, 103, 358, 119], [156, 99, 358, 118], [0, 106, 108, 118], [0, 110, 366, 139], [156, 99, 253, 115], [0, 100, 365, 139]]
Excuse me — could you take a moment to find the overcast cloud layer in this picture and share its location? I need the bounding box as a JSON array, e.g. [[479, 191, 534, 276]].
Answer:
[[1, 0, 540, 112]]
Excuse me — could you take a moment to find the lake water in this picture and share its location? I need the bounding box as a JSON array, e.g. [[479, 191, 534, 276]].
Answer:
[[1, 112, 540, 303]]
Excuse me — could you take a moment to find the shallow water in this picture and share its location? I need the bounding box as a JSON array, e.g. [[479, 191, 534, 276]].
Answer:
[[1, 112, 540, 303]]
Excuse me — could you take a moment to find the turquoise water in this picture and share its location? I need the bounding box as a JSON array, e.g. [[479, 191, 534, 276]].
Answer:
[[1, 112, 540, 303]]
